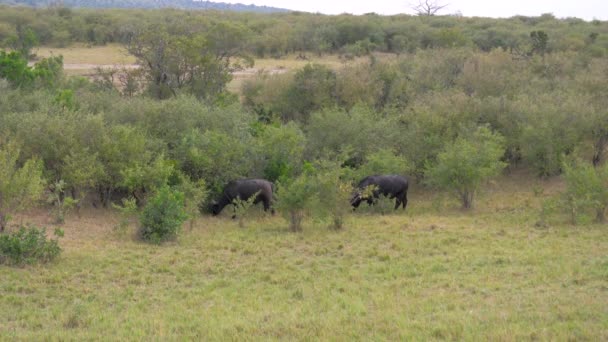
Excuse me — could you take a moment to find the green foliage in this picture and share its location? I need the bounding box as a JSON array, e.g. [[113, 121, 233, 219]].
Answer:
[[0, 50, 34, 87], [313, 160, 353, 230], [425, 126, 507, 209], [353, 149, 410, 181], [231, 191, 260, 228], [111, 197, 138, 236], [306, 105, 396, 163], [120, 155, 174, 202], [0, 225, 63, 266], [256, 123, 306, 182], [6, 26, 38, 59], [177, 129, 253, 196], [517, 93, 585, 177], [127, 26, 251, 102], [561, 160, 608, 224], [47, 180, 78, 224], [0, 141, 45, 231], [171, 173, 207, 230], [283, 64, 337, 122], [139, 186, 187, 244], [53, 89, 74, 110], [276, 160, 352, 231], [0, 51, 63, 88], [530, 30, 549, 55], [275, 170, 317, 232]]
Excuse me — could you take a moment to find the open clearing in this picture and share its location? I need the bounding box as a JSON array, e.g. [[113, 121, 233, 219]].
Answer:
[[34, 44, 381, 90], [1, 174, 607, 340]]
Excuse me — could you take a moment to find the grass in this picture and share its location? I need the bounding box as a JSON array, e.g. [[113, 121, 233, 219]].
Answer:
[[34, 44, 390, 90], [35, 44, 136, 65], [1, 174, 606, 340]]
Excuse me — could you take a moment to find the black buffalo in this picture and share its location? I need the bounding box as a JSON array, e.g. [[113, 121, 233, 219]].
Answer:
[[211, 179, 275, 216], [351, 175, 409, 210]]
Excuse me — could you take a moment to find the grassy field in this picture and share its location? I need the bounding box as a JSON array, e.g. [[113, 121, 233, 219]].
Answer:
[[36, 44, 137, 66], [34, 44, 383, 91], [1, 174, 607, 340]]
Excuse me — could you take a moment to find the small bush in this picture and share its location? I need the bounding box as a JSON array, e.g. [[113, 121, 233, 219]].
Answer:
[[275, 171, 317, 232], [139, 186, 188, 244], [425, 126, 506, 209], [111, 197, 138, 236], [232, 192, 260, 228], [0, 225, 63, 266], [561, 160, 608, 224], [276, 160, 352, 232]]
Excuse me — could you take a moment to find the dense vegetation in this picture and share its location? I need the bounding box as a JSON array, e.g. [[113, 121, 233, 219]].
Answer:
[[0, 6, 607, 56], [0, 6, 607, 228], [0, 0, 288, 12]]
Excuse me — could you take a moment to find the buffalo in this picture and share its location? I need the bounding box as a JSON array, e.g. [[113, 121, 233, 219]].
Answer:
[[211, 178, 275, 216], [351, 175, 409, 210]]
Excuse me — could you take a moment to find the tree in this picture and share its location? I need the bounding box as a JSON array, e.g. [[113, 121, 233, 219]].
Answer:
[[0, 142, 45, 232], [126, 24, 251, 101], [6, 26, 38, 60], [282, 63, 337, 122], [425, 126, 506, 209], [530, 30, 549, 56], [411, 0, 449, 16]]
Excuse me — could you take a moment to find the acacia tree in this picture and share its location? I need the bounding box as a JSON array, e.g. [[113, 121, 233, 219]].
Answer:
[[411, 0, 449, 16], [126, 23, 252, 101]]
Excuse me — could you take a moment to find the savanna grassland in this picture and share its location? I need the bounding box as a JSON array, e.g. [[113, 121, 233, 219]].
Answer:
[[1, 5, 608, 340], [1, 175, 607, 340]]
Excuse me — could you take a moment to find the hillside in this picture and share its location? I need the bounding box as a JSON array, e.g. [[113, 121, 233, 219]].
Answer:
[[0, 0, 290, 12]]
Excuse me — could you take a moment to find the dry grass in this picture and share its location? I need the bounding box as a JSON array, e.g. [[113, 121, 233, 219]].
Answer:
[[35, 44, 136, 65], [34, 44, 396, 90], [1, 174, 606, 340]]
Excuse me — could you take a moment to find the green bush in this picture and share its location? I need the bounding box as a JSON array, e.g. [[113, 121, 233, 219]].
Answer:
[[353, 149, 410, 181], [425, 126, 506, 209], [0, 141, 45, 232], [276, 160, 352, 231], [139, 186, 188, 244], [0, 225, 63, 266], [561, 160, 608, 224], [275, 169, 318, 232]]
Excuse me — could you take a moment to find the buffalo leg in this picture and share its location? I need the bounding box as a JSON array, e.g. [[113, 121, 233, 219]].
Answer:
[[394, 197, 401, 210], [402, 192, 408, 210]]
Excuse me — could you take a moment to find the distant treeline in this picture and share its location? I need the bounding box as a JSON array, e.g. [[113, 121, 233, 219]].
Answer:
[[0, 0, 288, 12], [0, 6, 606, 57]]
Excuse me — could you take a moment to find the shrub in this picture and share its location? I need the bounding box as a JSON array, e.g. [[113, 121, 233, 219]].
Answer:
[[276, 160, 352, 231], [47, 180, 78, 224], [314, 161, 353, 230], [0, 141, 45, 232], [139, 186, 187, 244], [0, 225, 63, 266], [111, 197, 138, 236], [275, 169, 318, 232], [425, 126, 506, 209], [561, 160, 608, 224]]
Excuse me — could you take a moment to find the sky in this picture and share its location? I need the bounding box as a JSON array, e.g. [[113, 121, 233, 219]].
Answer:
[[222, 0, 608, 21]]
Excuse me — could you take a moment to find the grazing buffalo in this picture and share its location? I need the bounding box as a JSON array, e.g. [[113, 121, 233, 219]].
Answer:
[[351, 175, 409, 210], [211, 178, 275, 216]]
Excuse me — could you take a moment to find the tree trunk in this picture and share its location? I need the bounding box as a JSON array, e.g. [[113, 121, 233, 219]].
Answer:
[[596, 208, 606, 224], [0, 212, 6, 232], [461, 191, 474, 209], [592, 134, 607, 167]]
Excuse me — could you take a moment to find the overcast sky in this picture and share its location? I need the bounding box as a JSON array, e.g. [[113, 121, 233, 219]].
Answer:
[[224, 0, 607, 21]]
